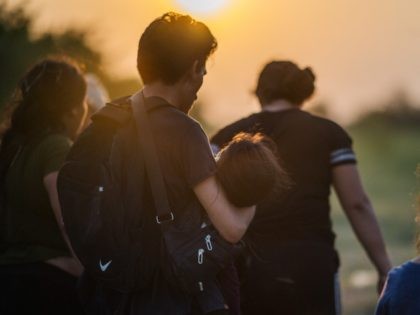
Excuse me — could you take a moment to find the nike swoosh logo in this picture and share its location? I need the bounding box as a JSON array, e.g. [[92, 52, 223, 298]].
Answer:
[[99, 259, 112, 272]]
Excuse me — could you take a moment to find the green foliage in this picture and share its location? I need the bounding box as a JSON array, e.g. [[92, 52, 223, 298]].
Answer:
[[0, 4, 104, 108], [0, 4, 142, 116]]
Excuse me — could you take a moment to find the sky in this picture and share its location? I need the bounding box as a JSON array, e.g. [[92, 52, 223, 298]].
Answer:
[[5, 0, 420, 127]]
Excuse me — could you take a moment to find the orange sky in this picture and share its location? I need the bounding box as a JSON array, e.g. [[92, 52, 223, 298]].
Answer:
[[6, 0, 420, 127]]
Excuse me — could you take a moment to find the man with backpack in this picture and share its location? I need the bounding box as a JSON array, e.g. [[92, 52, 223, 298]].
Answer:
[[57, 12, 256, 315]]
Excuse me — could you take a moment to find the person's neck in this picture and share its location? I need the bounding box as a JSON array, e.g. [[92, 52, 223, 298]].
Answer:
[[142, 82, 183, 109], [262, 100, 299, 112]]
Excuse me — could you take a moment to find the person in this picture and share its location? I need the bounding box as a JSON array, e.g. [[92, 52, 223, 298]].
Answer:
[[78, 12, 256, 315], [0, 58, 88, 315], [211, 60, 392, 315], [214, 132, 290, 315], [374, 169, 420, 315]]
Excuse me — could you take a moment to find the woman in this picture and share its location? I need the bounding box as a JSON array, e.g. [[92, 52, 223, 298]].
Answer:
[[0, 58, 88, 315], [211, 60, 392, 315]]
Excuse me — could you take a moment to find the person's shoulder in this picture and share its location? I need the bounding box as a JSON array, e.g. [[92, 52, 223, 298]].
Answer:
[[211, 113, 260, 146], [168, 108, 204, 133], [391, 261, 420, 278], [303, 112, 344, 130], [383, 261, 420, 292]]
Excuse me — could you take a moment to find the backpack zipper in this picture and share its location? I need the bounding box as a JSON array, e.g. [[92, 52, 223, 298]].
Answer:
[[205, 234, 213, 251], [198, 248, 204, 264]]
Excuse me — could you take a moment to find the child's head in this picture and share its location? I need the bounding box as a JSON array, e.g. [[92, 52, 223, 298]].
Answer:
[[216, 132, 290, 208]]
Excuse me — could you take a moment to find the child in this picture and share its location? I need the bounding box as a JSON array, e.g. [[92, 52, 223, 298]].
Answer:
[[214, 132, 290, 315]]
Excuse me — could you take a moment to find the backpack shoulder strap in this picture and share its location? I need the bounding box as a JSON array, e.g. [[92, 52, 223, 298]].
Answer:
[[91, 96, 132, 125], [130, 91, 173, 224]]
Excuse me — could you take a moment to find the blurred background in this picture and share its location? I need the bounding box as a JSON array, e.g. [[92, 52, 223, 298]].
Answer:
[[0, 0, 419, 314]]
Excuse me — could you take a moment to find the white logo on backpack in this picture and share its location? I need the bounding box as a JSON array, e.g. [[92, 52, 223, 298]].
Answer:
[[99, 259, 112, 272]]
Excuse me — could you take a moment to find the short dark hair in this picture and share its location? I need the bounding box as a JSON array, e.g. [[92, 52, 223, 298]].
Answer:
[[256, 60, 316, 106], [216, 133, 290, 208], [137, 12, 217, 85]]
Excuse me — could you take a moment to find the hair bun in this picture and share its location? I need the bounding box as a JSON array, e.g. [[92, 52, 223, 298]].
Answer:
[[304, 67, 316, 82]]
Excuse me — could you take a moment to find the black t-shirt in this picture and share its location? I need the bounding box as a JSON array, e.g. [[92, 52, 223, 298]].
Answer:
[[145, 96, 217, 218], [211, 109, 356, 247]]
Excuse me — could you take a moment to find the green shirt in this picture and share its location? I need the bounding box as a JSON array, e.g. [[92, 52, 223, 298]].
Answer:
[[0, 133, 72, 264]]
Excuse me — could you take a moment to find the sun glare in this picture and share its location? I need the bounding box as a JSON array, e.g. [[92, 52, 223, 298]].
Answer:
[[175, 0, 229, 15]]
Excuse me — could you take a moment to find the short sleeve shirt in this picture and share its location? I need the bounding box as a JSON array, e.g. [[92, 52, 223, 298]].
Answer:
[[0, 133, 72, 264], [145, 96, 217, 217], [375, 261, 420, 315], [211, 109, 356, 246]]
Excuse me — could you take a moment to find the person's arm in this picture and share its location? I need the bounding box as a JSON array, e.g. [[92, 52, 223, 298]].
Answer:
[[194, 176, 256, 244], [44, 172, 83, 277], [332, 164, 392, 293]]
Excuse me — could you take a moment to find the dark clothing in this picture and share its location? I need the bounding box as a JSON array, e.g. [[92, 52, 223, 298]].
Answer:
[[218, 263, 241, 315], [0, 257, 83, 315], [211, 109, 356, 315], [0, 132, 83, 314], [375, 261, 420, 315], [211, 109, 356, 246], [240, 240, 340, 315], [0, 133, 72, 264], [80, 96, 223, 315]]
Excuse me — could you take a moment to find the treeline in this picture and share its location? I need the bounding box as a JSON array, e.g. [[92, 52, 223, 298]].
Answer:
[[0, 4, 140, 113], [350, 93, 420, 130]]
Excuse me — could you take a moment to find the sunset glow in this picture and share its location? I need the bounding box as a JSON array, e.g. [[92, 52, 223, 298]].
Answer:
[[175, 0, 229, 15]]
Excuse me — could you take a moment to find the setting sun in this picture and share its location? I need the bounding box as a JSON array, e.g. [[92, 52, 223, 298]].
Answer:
[[175, 0, 229, 15]]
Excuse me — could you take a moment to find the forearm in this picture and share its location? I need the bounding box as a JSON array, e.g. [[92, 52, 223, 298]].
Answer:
[[345, 202, 391, 275], [332, 165, 392, 275], [44, 173, 82, 263], [205, 185, 256, 243], [194, 176, 256, 243]]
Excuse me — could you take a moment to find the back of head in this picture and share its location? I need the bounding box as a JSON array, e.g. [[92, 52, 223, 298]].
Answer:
[[4, 57, 86, 139], [216, 133, 290, 208], [137, 12, 217, 85], [256, 60, 316, 107]]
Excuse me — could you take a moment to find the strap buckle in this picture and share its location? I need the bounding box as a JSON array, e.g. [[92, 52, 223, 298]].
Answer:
[[156, 212, 174, 224]]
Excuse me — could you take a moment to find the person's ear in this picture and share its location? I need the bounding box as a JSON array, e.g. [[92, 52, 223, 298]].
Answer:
[[191, 60, 206, 78]]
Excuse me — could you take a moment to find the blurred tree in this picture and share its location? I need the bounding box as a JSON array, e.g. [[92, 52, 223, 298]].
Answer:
[[351, 91, 420, 130], [0, 4, 103, 107], [0, 4, 141, 117]]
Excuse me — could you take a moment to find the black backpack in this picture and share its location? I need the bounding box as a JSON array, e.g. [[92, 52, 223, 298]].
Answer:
[[57, 95, 168, 292], [58, 92, 234, 295]]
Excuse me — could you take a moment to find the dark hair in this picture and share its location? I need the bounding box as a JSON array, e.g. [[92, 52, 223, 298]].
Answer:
[[137, 12, 217, 85], [0, 57, 86, 195], [216, 133, 290, 208], [256, 60, 316, 106]]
